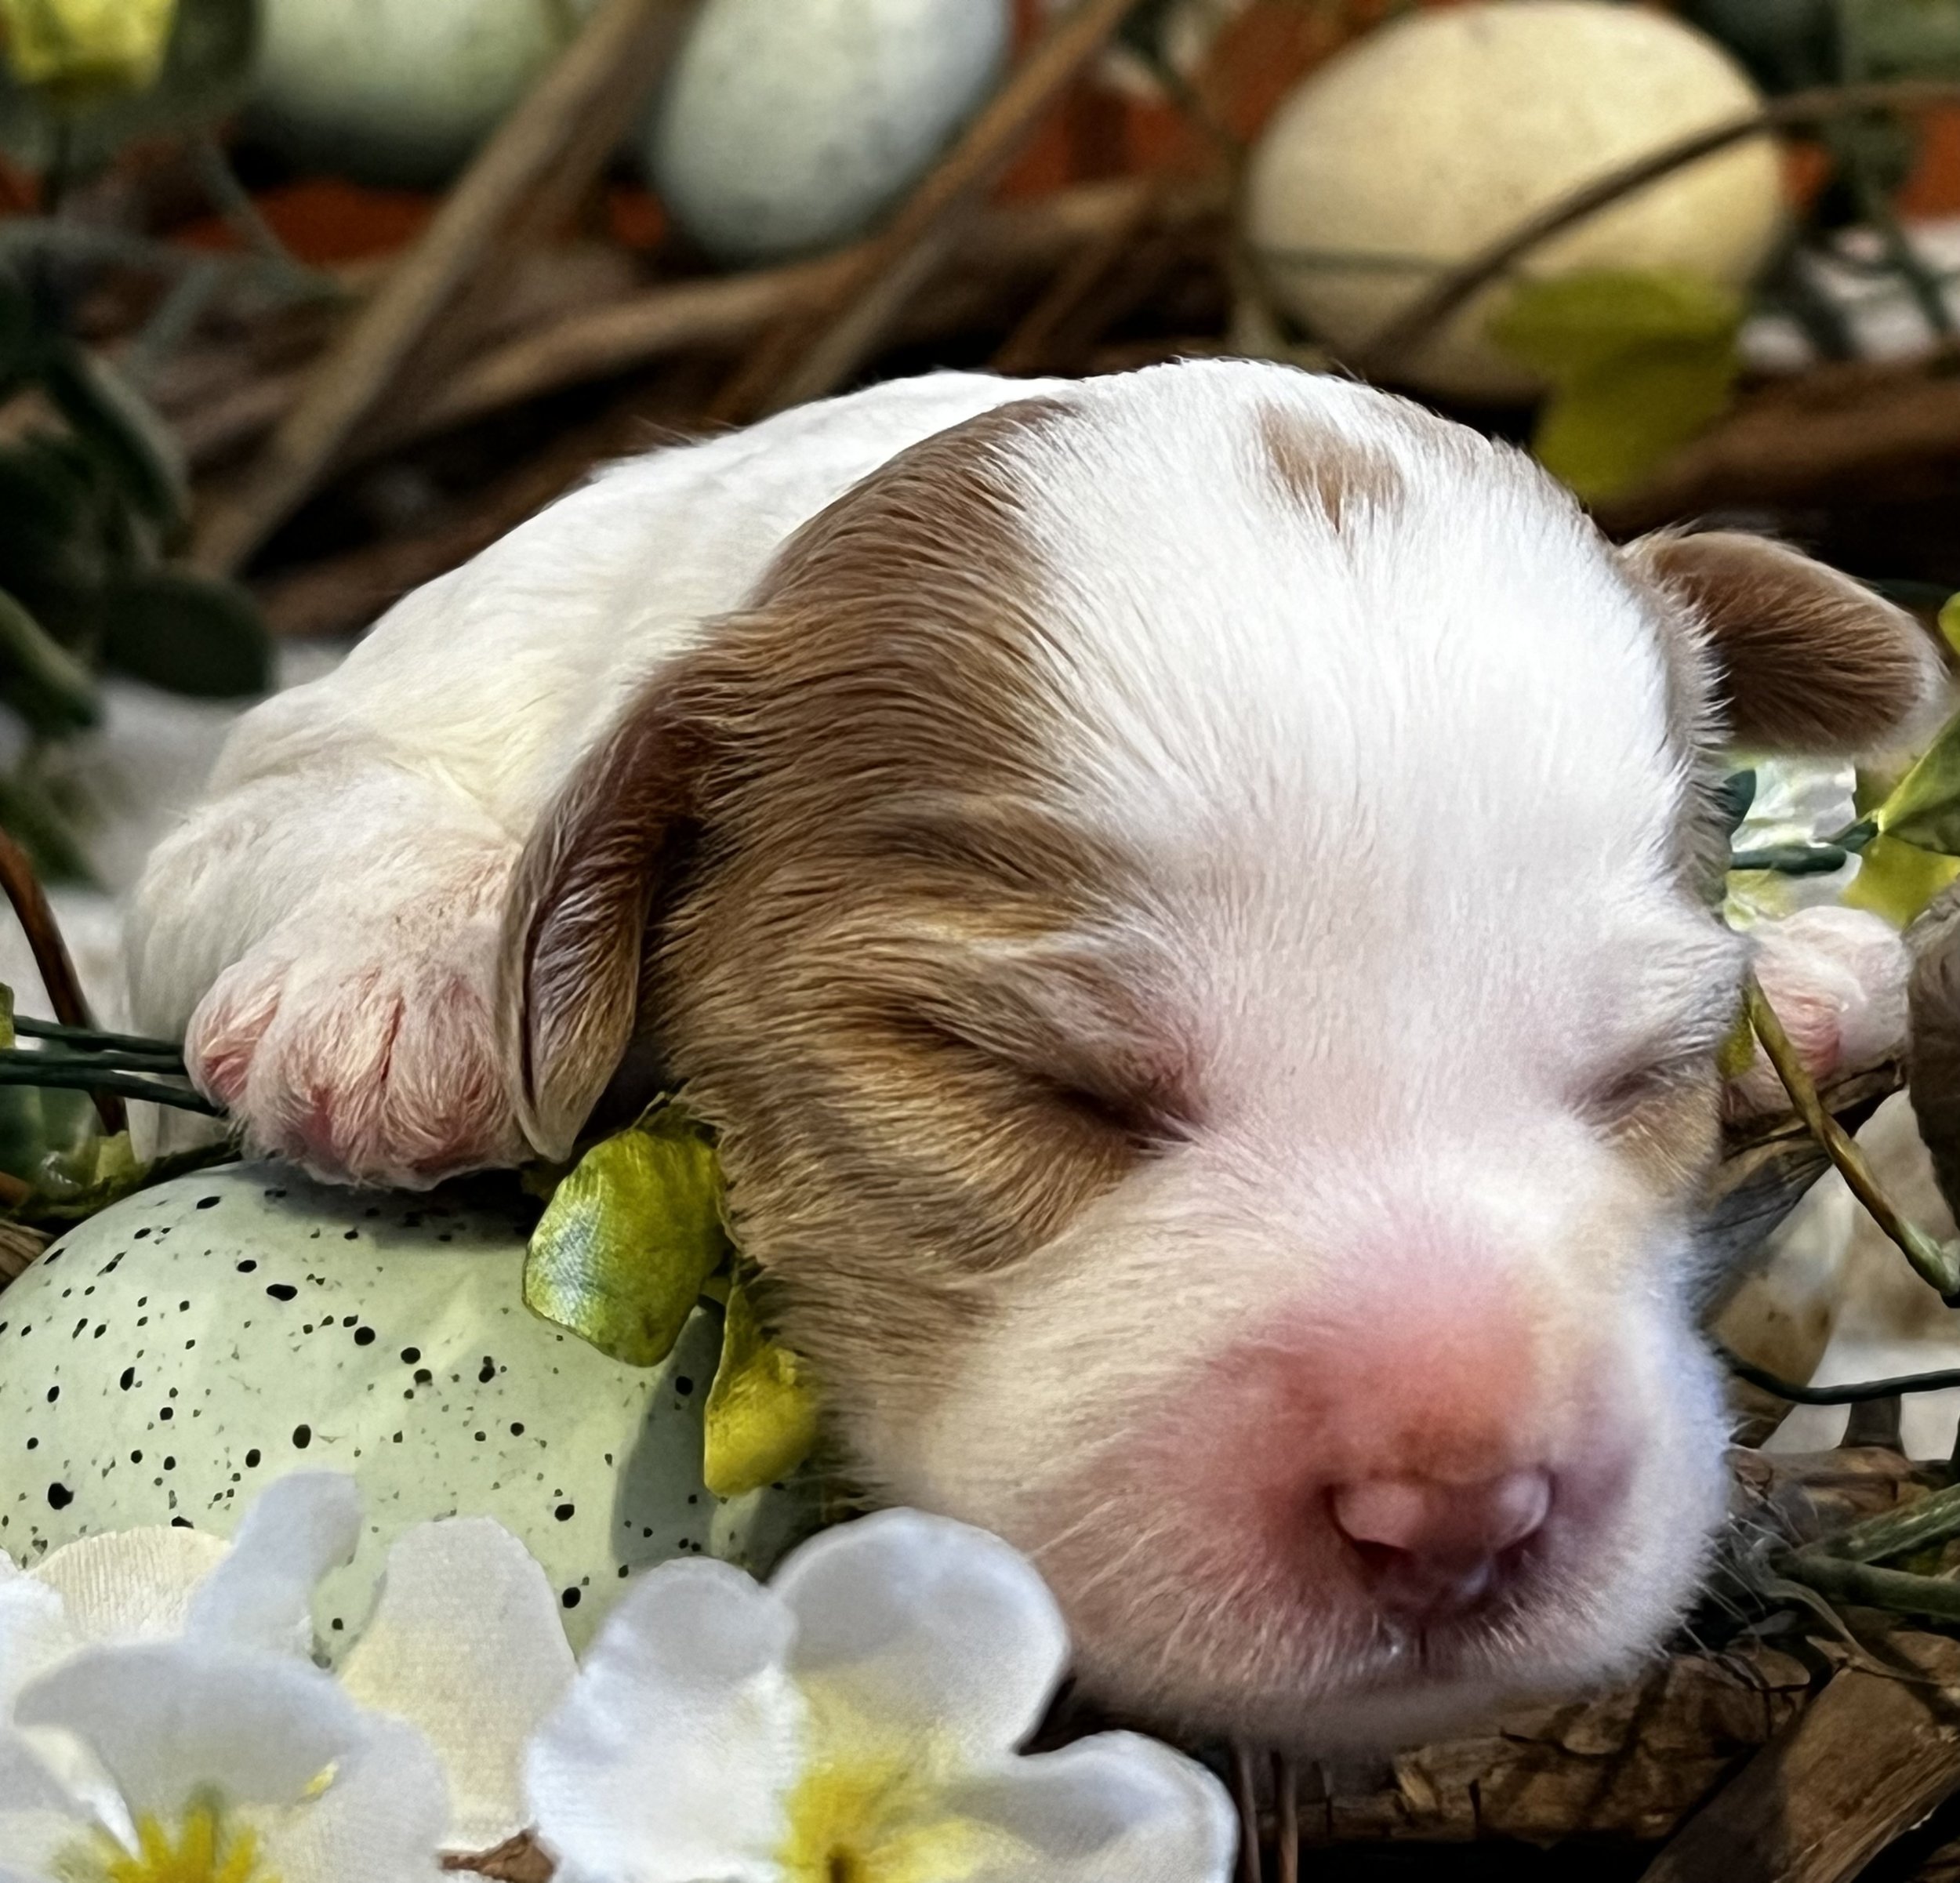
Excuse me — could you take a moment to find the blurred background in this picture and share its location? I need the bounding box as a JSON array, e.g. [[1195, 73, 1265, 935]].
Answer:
[[0, 0, 1957, 1000]]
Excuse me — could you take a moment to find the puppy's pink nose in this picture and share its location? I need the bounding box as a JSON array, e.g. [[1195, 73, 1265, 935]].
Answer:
[[1330, 1471, 1552, 1619]]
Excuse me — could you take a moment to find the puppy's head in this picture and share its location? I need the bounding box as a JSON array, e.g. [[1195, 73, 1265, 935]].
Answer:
[[502, 364, 1940, 1747]]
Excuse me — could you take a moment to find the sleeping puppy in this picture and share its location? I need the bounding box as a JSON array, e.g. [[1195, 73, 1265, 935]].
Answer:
[[128, 361, 1942, 1748]]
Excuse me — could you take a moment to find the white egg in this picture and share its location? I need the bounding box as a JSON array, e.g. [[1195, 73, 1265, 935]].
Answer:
[[246, 0, 586, 189], [1243, 1, 1785, 401], [0, 1163, 813, 1651], [645, 0, 1011, 265]]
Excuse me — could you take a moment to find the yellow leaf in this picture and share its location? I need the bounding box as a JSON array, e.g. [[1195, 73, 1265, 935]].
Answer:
[[524, 1101, 730, 1369], [1716, 1002, 1756, 1081], [1842, 832, 1960, 928], [0, 983, 13, 1053], [0, 0, 176, 96], [1487, 270, 1743, 502], [704, 1277, 818, 1500], [1874, 706, 1960, 855], [1941, 593, 1960, 660]]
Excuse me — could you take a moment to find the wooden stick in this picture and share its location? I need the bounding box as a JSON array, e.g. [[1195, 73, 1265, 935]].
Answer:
[[1348, 78, 1960, 384], [992, 176, 1163, 375], [1231, 1742, 1266, 1883], [0, 825, 121, 1134], [1639, 1632, 1960, 1883], [191, 0, 691, 576], [712, 0, 1146, 424]]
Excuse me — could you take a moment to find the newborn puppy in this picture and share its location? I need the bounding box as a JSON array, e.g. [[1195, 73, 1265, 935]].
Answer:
[[129, 361, 1941, 1747]]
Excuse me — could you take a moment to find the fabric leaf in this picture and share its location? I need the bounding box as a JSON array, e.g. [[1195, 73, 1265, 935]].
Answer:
[[1873, 708, 1960, 854], [1486, 270, 1743, 502], [704, 1278, 818, 1500], [524, 1102, 731, 1368]]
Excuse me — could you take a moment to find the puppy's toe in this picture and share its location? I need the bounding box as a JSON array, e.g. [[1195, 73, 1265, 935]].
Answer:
[[187, 929, 524, 1188]]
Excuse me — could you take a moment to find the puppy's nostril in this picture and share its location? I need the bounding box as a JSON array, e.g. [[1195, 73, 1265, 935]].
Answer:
[[1331, 1471, 1552, 1619]]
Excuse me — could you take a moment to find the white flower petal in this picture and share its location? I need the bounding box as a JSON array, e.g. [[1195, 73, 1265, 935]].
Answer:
[[187, 1472, 361, 1653], [262, 1714, 448, 1883], [948, 1733, 1238, 1883], [340, 1518, 574, 1852], [774, 1511, 1069, 1761], [527, 1558, 802, 1883], [0, 1572, 75, 1708], [0, 1729, 77, 1818], [0, 1816, 85, 1881], [14, 1641, 365, 1816], [31, 1527, 228, 1649]]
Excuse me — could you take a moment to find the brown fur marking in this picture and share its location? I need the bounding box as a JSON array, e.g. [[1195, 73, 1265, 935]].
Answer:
[[1258, 402, 1403, 526]]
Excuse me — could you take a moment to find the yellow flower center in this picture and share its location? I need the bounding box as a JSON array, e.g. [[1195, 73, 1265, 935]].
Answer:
[[56, 1800, 273, 1883], [781, 1747, 987, 1883]]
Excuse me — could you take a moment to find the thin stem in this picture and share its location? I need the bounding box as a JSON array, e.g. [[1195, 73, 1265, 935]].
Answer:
[[1803, 1479, 1960, 1568], [1783, 1552, 1960, 1622], [1722, 1347, 1960, 1405], [0, 825, 123, 1134], [12, 1017, 187, 1056], [0, 1065, 222, 1116], [0, 1049, 188, 1075], [1232, 1743, 1265, 1883], [1349, 78, 1960, 379], [1745, 976, 1960, 1296]]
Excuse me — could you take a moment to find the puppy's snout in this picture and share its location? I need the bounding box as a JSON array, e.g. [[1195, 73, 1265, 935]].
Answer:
[[1330, 1471, 1552, 1620]]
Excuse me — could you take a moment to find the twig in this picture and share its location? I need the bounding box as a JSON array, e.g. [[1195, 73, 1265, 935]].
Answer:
[[1745, 976, 1960, 1297], [191, 0, 693, 577], [711, 0, 1147, 424], [1348, 78, 1960, 383], [992, 176, 1164, 375], [1273, 1753, 1299, 1883], [1232, 1743, 1265, 1883], [12, 1017, 188, 1055], [0, 824, 122, 1134]]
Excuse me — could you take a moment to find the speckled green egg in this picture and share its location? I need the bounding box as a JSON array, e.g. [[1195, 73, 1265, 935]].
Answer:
[[0, 1163, 815, 1650]]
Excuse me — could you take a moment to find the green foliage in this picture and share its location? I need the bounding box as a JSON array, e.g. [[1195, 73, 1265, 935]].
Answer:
[[0, 0, 255, 173], [1486, 270, 1744, 502], [524, 1102, 733, 1369], [0, 269, 270, 876], [1873, 706, 1960, 854]]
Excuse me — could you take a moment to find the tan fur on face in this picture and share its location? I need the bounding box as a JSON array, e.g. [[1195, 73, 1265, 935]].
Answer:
[[511, 397, 1190, 1435], [1627, 530, 1942, 755]]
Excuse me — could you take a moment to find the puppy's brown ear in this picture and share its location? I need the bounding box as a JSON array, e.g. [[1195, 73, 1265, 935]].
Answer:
[[498, 678, 701, 1163], [1627, 530, 1945, 753]]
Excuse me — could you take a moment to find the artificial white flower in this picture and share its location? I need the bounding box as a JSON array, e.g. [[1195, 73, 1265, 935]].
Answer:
[[524, 1507, 1239, 1883], [1725, 755, 1863, 927], [0, 1474, 448, 1883]]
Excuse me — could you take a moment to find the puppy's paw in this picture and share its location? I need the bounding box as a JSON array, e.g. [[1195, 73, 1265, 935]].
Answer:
[[187, 875, 525, 1188]]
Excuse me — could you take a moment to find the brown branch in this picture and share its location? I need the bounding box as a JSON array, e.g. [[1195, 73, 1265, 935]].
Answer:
[[992, 176, 1165, 376], [0, 825, 121, 1134], [191, 0, 692, 576], [443, 1834, 552, 1882], [1348, 79, 1960, 385], [710, 0, 1147, 424]]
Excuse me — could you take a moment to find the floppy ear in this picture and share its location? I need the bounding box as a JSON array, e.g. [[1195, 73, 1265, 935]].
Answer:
[[497, 679, 702, 1162], [1626, 530, 1946, 754]]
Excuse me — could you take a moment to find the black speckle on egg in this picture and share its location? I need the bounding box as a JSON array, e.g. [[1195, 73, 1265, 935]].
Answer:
[[163, 1457, 176, 1471], [195, 1196, 220, 1210], [555, 1502, 575, 1522], [24, 1437, 36, 1452], [561, 1587, 581, 1609], [343, 1230, 359, 1242], [129, 1449, 142, 1464], [235, 1261, 256, 1273], [245, 1449, 260, 1468], [292, 1424, 312, 1450], [158, 1407, 172, 1421], [400, 1348, 420, 1365], [171, 1517, 191, 1528], [675, 1377, 694, 1396], [413, 1369, 431, 1385], [510, 1422, 524, 1437], [46, 1483, 71, 1510], [44, 1385, 56, 1404], [478, 1356, 496, 1383], [266, 1284, 297, 1303], [354, 1327, 376, 1347]]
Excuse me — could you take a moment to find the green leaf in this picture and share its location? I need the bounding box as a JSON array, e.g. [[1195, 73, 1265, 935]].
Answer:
[[703, 1276, 819, 1500], [37, 343, 186, 532], [0, 0, 255, 172], [0, 984, 15, 1053], [1940, 593, 1960, 659], [523, 1102, 731, 1369], [100, 569, 269, 698], [1488, 271, 1744, 501], [0, 585, 98, 732], [1874, 706, 1960, 854]]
